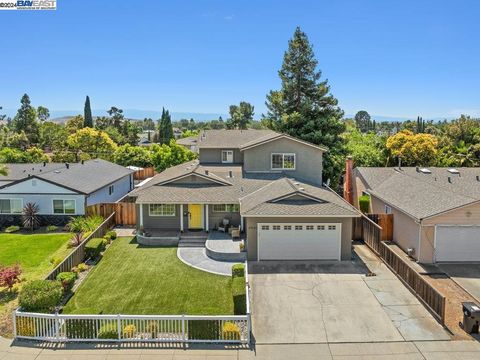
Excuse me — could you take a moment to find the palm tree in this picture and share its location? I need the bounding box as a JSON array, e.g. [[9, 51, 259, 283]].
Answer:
[[22, 202, 40, 232]]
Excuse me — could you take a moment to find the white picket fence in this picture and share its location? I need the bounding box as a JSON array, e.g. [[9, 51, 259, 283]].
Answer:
[[13, 311, 250, 344]]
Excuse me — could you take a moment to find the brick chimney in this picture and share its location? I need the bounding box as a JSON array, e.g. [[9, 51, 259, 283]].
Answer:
[[343, 156, 354, 205]]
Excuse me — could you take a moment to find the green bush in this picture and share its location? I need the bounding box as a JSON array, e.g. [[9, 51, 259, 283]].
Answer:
[[49, 257, 62, 268], [104, 230, 117, 240], [56, 272, 77, 292], [19, 280, 63, 312], [231, 264, 245, 278], [72, 263, 89, 273], [98, 323, 118, 339], [359, 195, 370, 213], [232, 276, 246, 315], [187, 320, 220, 340], [65, 318, 98, 339], [84, 237, 105, 259], [67, 215, 103, 233], [5, 225, 20, 233], [46, 225, 58, 232]]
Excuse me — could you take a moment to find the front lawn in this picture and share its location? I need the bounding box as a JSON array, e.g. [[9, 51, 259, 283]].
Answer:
[[63, 237, 234, 315]]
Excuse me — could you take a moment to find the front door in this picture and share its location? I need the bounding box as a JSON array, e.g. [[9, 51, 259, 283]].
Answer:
[[188, 204, 203, 229]]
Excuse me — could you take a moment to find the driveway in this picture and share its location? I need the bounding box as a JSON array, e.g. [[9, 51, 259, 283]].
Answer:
[[438, 263, 480, 302], [249, 244, 450, 344]]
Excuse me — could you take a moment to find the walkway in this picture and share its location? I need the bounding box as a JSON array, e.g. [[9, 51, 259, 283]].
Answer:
[[2, 337, 480, 359], [177, 247, 240, 276]]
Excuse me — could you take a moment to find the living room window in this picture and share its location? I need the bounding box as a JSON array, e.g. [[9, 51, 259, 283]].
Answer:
[[221, 150, 233, 163], [212, 204, 239, 212], [53, 199, 76, 214], [0, 198, 23, 214], [271, 153, 296, 170], [149, 204, 175, 216]]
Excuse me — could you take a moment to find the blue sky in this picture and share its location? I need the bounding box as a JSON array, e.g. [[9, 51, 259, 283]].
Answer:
[[1, 0, 479, 120]]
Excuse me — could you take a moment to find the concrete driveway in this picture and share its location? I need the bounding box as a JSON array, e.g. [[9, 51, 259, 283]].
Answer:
[[249, 244, 450, 344], [438, 263, 480, 302]]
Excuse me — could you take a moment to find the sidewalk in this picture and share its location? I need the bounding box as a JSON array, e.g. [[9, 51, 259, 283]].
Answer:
[[2, 337, 480, 359]]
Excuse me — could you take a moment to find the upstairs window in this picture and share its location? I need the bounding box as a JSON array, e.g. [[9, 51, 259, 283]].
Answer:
[[221, 150, 233, 163], [53, 199, 75, 214], [271, 153, 296, 170], [0, 199, 23, 214]]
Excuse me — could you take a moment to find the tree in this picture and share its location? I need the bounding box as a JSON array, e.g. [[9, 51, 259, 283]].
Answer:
[[84, 96, 93, 128], [151, 140, 197, 172], [107, 106, 124, 128], [416, 116, 425, 133], [36, 106, 50, 122], [227, 102, 254, 129], [263, 27, 345, 186], [12, 94, 39, 144], [113, 144, 153, 167], [65, 115, 84, 134], [386, 130, 438, 166], [344, 129, 387, 167], [66, 128, 117, 161], [0, 147, 48, 163], [158, 108, 174, 144], [39, 121, 67, 150], [354, 111, 372, 132]]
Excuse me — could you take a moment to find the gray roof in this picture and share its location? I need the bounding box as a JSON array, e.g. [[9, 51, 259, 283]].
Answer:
[[176, 136, 198, 146], [356, 167, 480, 220], [0, 159, 134, 194], [197, 129, 277, 148], [240, 178, 359, 217]]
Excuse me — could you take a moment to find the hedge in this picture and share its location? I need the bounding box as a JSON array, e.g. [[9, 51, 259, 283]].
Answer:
[[19, 280, 63, 312], [231, 264, 245, 278], [85, 237, 105, 260], [359, 194, 370, 213], [232, 276, 246, 315], [56, 272, 77, 293]]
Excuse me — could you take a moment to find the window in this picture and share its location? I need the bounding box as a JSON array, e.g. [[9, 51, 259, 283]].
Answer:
[[149, 204, 175, 216], [221, 150, 233, 163], [284, 225, 292, 230], [273, 225, 281, 230], [108, 185, 114, 195], [385, 205, 392, 214], [328, 225, 336, 230], [317, 225, 325, 230], [0, 199, 23, 214], [295, 225, 303, 230], [261, 225, 269, 230], [306, 225, 314, 230], [53, 199, 75, 214], [271, 153, 296, 170], [212, 204, 239, 212]]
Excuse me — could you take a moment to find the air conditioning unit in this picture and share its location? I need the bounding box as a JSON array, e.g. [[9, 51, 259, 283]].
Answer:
[[407, 248, 415, 257]]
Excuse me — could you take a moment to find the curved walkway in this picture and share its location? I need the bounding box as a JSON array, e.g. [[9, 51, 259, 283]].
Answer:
[[177, 247, 241, 276]]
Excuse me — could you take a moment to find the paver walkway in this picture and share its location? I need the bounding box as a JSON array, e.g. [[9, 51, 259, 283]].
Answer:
[[177, 247, 240, 276]]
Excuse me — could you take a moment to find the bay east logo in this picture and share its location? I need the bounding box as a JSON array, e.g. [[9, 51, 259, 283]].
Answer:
[[0, 0, 56, 10]]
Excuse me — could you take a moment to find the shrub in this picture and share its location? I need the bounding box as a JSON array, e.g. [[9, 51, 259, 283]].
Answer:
[[102, 238, 109, 248], [84, 237, 105, 260], [98, 323, 118, 339], [5, 225, 20, 233], [56, 272, 77, 292], [67, 215, 103, 233], [22, 202, 40, 231], [359, 195, 370, 213], [16, 317, 36, 337], [123, 324, 136, 338], [232, 276, 246, 315], [239, 242, 245, 252], [19, 280, 63, 312], [222, 322, 241, 341], [104, 230, 117, 240], [231, 264, 245, 278], [72, 263, 89, 273], [187, 320, 220, 340], [49, 257, 62, 268], [65, 318, 97, 339], [0, 264, 22, 290], [46, 225, 58, 232]]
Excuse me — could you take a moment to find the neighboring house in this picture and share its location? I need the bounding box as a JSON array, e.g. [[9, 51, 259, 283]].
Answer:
[[0, 159, 134, 227], [176, 136, 198, 153], [344, 159, 480, 263], [130, 129, 360, 261], [138, 130, 156, 146]]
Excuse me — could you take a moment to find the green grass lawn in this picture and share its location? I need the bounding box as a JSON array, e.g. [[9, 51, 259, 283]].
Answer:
[[63, 237, 234, 315]]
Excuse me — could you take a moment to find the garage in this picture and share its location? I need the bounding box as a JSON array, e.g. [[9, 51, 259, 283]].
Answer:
[[257, 223, 341, 260], [435, 225, 480, 262]]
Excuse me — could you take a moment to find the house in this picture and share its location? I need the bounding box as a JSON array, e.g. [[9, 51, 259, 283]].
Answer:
[[176, 136, 198, 152], [129, 129, 360, 261], [0, 159, 134, 227], [344, 158, 480, 263]]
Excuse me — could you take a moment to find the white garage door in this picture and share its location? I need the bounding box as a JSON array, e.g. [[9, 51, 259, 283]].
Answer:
[[435, 225, 480, 262], [257, 223, 341, 260]]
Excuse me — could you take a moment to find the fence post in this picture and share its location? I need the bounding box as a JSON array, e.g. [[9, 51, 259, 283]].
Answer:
[[54, 312, 60, 341], [247, 313, 251, 345], [117, 315, 122, 342], [12, 309, 17, 339], [181, 314, 186, 342]]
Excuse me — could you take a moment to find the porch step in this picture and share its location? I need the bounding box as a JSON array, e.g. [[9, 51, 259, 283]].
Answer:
[[178, 236, 207, 248]]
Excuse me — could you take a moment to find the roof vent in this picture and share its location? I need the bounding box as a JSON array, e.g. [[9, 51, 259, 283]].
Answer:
[[54, 170, 60, 174], [298, 187, 305, 191], [419, 168, 431, 174], [416, 166, 419, 172], [448, 176, 452, 183], [448, 168, 460, 175], [228, 170, 233, 178], [205, 170, 209, 176], [65, 163, 69, 169], [43, 161, 46, 167]]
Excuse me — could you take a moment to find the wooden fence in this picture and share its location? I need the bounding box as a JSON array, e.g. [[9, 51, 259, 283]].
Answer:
[[86, 203, 136, 226], [133, 167, 155, 180], [367, 214, 393, 241], [45, 213, 116, 281]]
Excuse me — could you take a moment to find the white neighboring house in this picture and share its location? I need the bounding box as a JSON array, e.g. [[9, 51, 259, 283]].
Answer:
[[0, 159, 134, 227]]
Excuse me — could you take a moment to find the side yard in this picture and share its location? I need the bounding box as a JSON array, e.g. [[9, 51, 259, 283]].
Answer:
[[63, 237, 235, 315]]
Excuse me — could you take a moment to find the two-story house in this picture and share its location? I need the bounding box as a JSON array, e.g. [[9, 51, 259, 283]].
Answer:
[[130, 130, 359, 261]]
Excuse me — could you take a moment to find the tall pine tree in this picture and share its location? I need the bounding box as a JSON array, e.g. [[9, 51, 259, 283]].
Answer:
[[13, 93, 39, 145], [263, 27, 345, 186], [158, 107, 174, 144], [84, 96, 93, 128]]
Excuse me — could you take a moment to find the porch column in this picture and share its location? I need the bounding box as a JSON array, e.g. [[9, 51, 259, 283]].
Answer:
[[139, 204, 143, 227], [180, 204, 184, 232], [240, 216, 244, 232], [205, 204, 209, 232]]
